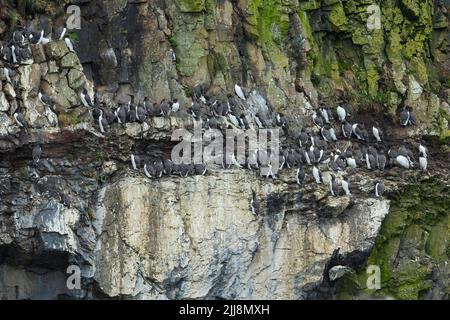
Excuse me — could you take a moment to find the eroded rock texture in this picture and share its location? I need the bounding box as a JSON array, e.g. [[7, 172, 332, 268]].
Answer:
[[0, 0, 449, 299]]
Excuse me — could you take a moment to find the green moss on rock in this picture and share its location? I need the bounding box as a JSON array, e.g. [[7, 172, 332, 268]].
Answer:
[[176, 0, 205, 13], [328, 2, 348, 31], [334, 180, 449, 300]]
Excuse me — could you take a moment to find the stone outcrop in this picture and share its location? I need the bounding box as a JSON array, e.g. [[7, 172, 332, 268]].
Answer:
[[0, 0, 449, 300]]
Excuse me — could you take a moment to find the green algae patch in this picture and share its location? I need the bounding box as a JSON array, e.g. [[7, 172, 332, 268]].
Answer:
[[176, 0, 205, 13], [335, 180, 449, 300]]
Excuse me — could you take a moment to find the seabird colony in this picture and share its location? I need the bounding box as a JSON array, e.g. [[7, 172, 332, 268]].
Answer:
[[1, 29, 429, 216]]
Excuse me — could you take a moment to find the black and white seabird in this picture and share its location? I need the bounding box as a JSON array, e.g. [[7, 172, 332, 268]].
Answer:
[[419, 156, 428, 171], [341, 177, 351, 196], [143, 97, 152, 114], [80, 89, 94, 108], [400, 107, 416, 126], [38, 92, 52, 106], [335, 155, 346, 171], [171, 99, 180, 113], [36, 30, 50, 45], [293, 150, 304, 166], [1, 45, 12, 63], [128, 104, 137, 122], [304, 147, 314, 166], [57, 25, 67, 40], [32, 144, 42, 164], [298, 128, 309, 147], [136, 104, 147, 123], [163, 159, 174, 175], [377, 153, 387, 171], [154, 160, 165, 178], [23, 28, 33, 41], [328, 157, 339, 172], [321, 126, 332, 142], [194, 163, 207, 176], [276, 113, 288, 129], [14, 112, 25, 127], [11, 45, 17, 64], [251, 112, 261, 129], [193, 84, 203, 102], [251, 190, 260, 215], [374, 181, 385, 197], [144, 163, 155, 178], [296, 166, 305, 186], [396, 155, 411, 169], [152, 102, 161, 117], [419, 144, 428, 158], [239, 114, 250, 129], [234, 84, 246, 101], [330, 175, 339, 197], [320, 107, 330, 124], [3, 67, 12, 83], [365, 152, 376, 170], [400, 109, 409, 126], [372, 126, 383, 142], [352, 123, 363, 140], [313, 147, 324, 164], [179, 163, 191, 177], [312, 166, 321, 184], [210, 100, 221, 117], [103, 107, 116, 124], [346, 156, 357, 169], [13, 31, 25, 45], [285, 150, 297, 168], [98, 109, 108, 133], [131, 154, 141, 170], [64, 37, 76, 53], [160, 99, 171, 117], [312, 112, 324, 128], [17, 47, 32, 62], [329, 126, 338, 141], [336, 105, 346, 122], [407, 107, 417, 126], [115, 105, 127, 124], [190, 101, 202, 121]]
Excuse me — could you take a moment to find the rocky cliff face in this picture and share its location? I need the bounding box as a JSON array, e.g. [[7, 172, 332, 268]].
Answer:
[[0, 0, 449, 299]]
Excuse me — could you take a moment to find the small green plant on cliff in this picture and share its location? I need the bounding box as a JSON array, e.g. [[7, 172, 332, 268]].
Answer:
[[68, 32, 79, 43], [95, 150, 105, 162]]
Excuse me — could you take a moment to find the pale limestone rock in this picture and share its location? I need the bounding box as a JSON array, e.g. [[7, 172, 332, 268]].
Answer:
[[44, 41, 69, 60], [92, 171, 389, 299], [67, 69, 85, 90], [124, 122, 150, 137], [0, 92, 9, 112], [61, 53, 83, 70], [3, 83, 16, 99], [48, 60, 59, 73], [102, 161, 118, 175], [408, 75, 423, 101], [30, 44, 47, 63], [18, 65, 32, 92], [0, 112, 12, 134]]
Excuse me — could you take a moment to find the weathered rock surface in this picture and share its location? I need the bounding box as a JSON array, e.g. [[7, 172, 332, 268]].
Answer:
[[0, 0, 449, 300]]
